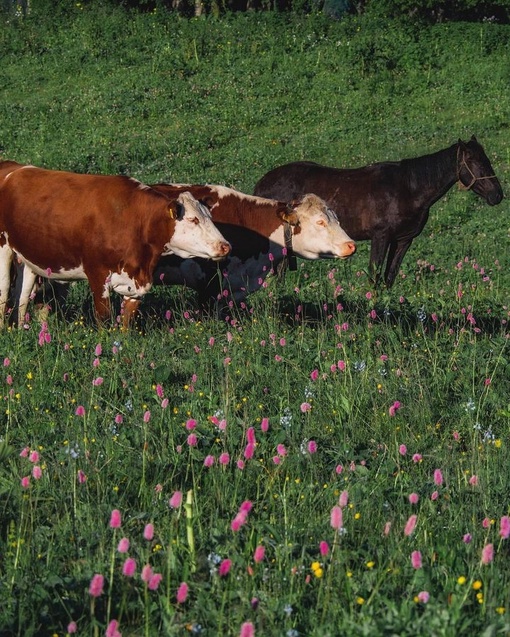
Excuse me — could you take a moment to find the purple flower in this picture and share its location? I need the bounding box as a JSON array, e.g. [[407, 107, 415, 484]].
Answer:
[[176, 582, 188, 604], [389, 401, 402, 417], [253, 546, 265, 563], [169, 491, 183, 509], [141, 564, 153, 583], [117, 537, 130, 553], [417, 591, 430, 603], [239, 622, 255, 637], [330, 505, 343, 531], [481, 543, 494, 565], [218, 558, 232, 576], [411, 550, 422, 569], [89, 573, 104, 597], [433, 469, 443, 486], [204, 455, 215, 467], [109, 509, 122, 529], [404, 515, 417, 536], [500, 516, 510, 539], [105, 620, 121, 637], [148, 573, 163, 590], [122, 558, 136, 577]]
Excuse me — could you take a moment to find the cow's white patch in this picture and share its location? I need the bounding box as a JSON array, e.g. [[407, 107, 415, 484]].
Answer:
[[275, 194, 354, 260], [0, 243, 13, 326], [1, 164, 34, 184], [209, 184, 272, 206], [105, 270, 152, 298], [16, 256, 88, 281], [167, 192, 230, 260]]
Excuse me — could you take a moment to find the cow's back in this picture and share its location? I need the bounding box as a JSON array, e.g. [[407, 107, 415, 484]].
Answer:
[[0, 167, 171, 272]]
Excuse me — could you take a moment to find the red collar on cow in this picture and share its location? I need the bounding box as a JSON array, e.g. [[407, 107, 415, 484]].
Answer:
[[284, 221, 297, 271]]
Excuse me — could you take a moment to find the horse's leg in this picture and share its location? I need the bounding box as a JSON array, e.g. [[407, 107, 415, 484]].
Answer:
[[0, 244, 13, 327], [384, 238, 414, 288], [368, 235, 390, 286]]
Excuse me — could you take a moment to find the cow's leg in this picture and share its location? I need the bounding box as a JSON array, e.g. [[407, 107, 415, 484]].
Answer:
[[0, 244, 13, 327], [87, 272, 112, 326], [121, 297, 141, 330], [384, 238, 414, 288], [368, 235, 390, 286], [17, 266, 37, 327]]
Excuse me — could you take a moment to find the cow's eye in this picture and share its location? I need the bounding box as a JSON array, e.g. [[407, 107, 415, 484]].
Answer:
[[316, 218, 327, 227], [187, 217, 200, 225]]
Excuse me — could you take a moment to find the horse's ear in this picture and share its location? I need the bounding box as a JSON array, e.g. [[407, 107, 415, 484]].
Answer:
[[470, 134, 478, 142], [458, 138, 467, 150]]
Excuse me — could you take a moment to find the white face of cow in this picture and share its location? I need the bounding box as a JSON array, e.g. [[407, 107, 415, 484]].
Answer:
[[288, 194, 356, 260], [164, 192, 231, 261]]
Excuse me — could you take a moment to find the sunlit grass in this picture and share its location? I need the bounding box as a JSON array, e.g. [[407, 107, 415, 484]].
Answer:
[[1, 251, 509, 635], [1, 6, 509, 635]]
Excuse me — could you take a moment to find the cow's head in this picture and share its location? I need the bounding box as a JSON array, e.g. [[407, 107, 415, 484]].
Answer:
[[280, 194, 356, 260], [164, 192, 231, 261]]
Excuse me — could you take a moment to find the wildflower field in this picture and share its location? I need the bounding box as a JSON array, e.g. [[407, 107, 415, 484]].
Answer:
[[1, 5, 510, 636]]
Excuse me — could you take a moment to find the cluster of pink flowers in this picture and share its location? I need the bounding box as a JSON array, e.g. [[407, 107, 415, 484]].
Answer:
[[38, 321, 51, 346], [19, 446, 43, 488], [231, 500, 253, 532], [77, 507, 171, 634]]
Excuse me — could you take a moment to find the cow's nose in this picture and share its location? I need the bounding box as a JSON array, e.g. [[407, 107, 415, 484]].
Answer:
[[345, 241, 356, 255], [219, 241, 231, 256]]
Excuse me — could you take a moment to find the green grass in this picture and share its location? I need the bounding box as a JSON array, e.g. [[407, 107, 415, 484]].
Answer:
[[1, 5, 510, 636]]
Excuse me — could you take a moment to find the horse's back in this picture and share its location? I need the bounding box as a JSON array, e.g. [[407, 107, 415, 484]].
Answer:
[[254, 159, 393, 205]]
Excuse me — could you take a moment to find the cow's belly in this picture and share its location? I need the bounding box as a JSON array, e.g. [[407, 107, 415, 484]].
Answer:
[[16, 252, 88, 281]]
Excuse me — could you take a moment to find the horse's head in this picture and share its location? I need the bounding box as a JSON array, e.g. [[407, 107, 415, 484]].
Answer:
[[457, 136, 504, 205]]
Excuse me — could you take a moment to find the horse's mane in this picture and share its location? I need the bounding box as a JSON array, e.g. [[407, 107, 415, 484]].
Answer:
[[400, 143, 458, 192]]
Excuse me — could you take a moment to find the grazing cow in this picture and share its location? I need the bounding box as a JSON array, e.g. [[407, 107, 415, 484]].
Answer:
[[150, 184, 356, 309], [254, 136, 503, 287], [0, 163, 231, 327]]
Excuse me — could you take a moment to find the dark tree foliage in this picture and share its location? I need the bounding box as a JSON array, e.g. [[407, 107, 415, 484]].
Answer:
[[1, 0, 509, 20]]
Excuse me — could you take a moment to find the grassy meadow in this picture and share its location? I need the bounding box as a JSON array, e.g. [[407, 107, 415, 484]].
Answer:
[[1, 5, 510, 636]]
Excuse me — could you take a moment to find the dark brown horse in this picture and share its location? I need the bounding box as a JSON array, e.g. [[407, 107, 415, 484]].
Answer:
[[254, 136, 504, 287]]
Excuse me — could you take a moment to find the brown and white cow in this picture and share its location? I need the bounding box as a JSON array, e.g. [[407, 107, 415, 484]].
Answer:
[[150, 184, 356, 310], [0, 163, 231, 327]]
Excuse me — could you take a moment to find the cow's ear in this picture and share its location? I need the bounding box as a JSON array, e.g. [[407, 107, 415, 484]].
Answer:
[[278, 203, 299, 225], [201, 195, 216, 209], [167, 201, 178, 219]]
